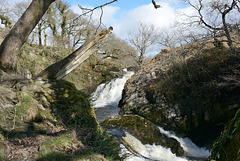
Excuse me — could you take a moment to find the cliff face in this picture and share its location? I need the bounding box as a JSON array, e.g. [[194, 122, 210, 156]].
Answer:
[[119, 48, 240, 146]]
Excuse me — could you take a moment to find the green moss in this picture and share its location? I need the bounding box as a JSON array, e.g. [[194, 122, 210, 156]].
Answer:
[[16, 94, 33, 115], [72, 153, 106, 161], [209, 109, 240, 161], [38, 152, 109, 161], [37, 109, 54, 122], [102, 115, 168, 144], [40, 135, 72, 155], [0, 133, 4, 141]]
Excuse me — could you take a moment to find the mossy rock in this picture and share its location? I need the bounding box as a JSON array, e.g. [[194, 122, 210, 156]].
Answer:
[[49, 80, 98, 129], [33, 122, 53, 134], [0, 133, 4, 141], [0, 93, 54, 133], [209, 108, 240, 161], [0, 141, 8, 159], [101, 115, 184, 156], [47, 80, 121, 159], [0, 133, 7, 158]]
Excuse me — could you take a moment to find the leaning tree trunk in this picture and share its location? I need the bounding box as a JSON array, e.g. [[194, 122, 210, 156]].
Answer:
[[0, 0, 55, 72], [34, 27, 113, 80]]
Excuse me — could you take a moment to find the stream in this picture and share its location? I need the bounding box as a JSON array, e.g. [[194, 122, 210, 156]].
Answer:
[[91, 69, 210, 161]]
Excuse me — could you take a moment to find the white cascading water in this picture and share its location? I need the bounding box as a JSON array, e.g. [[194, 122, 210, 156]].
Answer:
[[91, 69, 210, 161], [121, 127, 210, 161], [92, 69, 134, 107], [91, 69, 134, 122]]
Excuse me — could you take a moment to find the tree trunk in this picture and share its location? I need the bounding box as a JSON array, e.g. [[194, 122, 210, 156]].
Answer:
[[38, 23, 43, 46], [0, 0, 55, 72], [34, 27, 113, 80], [43, 27, 47, 46]]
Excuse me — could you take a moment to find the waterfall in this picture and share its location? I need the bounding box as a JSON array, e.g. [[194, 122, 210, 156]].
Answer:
[[91, 69, 134, 122], [91, 69, 210, 161], [92, 69, 134, 107]]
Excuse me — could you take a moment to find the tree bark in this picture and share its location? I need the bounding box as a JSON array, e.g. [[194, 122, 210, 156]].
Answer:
[[38, 23, 43, 46], [0, 0, 55, 72], [34, 27, 113, 80]]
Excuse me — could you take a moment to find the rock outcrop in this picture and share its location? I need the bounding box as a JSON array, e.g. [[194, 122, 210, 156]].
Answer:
[[119, 48, 240, 146]]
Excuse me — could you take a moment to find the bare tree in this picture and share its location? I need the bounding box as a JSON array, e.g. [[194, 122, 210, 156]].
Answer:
[[183, 0, 240, 52], [128, 22, 159, 66], [158, 29, 180, 49]]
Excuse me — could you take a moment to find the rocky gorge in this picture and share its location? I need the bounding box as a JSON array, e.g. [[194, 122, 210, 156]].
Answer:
[[0, 32, 239, 160]]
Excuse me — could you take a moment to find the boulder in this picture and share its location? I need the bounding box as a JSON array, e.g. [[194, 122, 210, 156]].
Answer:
[[101, 115, 184, 156]]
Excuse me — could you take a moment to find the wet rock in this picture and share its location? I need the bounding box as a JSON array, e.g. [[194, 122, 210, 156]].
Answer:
[[101, 115, 184, 156]]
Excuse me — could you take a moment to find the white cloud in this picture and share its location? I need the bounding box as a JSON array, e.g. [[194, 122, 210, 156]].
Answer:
[[71, 1, 180, 39], [110, 2, 178, 39]]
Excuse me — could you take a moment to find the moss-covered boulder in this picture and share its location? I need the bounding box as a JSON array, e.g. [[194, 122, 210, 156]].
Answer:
[[101, 115, 184, 156], [209, 108, 240, 161]]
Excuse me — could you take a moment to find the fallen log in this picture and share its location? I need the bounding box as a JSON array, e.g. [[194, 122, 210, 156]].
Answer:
[[34, 27, 113, 80]]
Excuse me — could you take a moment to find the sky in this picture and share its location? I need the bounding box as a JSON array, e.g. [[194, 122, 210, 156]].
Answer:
[[67, 0, 190, 39], [5, 0, 191, 41]]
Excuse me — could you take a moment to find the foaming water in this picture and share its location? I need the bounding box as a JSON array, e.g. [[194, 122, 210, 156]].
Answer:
[[91, 69, 134, 107], [121, 132, 188, 161], [121, 127, 210, 161], [158, 127, 210, 158]]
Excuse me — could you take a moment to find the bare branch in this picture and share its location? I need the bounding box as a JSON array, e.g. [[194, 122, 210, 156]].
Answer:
[[95, 6, 104, 34], [73, 0, 118, 23]]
